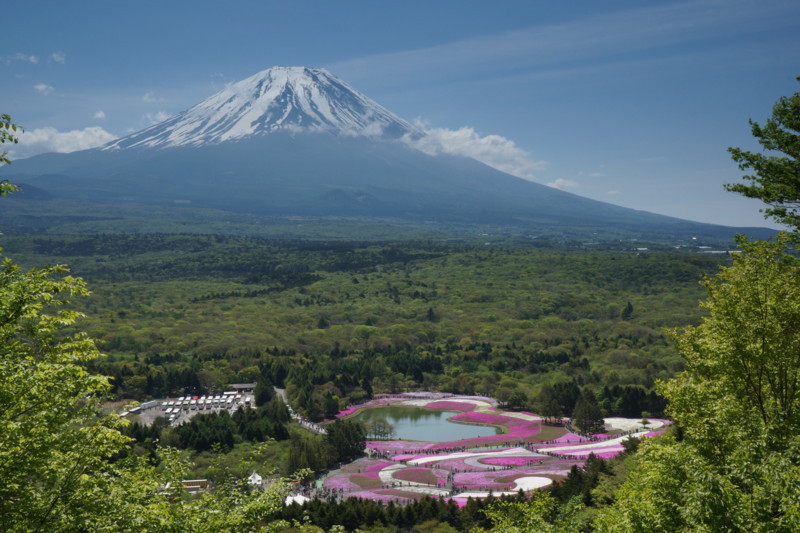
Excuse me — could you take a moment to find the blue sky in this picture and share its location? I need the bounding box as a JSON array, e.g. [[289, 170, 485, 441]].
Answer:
[[3, 0, 799, 228]]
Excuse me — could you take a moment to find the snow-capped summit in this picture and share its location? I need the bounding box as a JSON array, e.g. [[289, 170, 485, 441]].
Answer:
[[106, 66, 420, 150]]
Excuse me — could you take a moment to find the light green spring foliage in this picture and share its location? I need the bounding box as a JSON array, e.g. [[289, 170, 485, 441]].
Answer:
[[476, 493, 583, 533], [0, 246, 300, 532], [0, 248, 131, 530], [0, 116, 294, 532], [594, 236, 800, 532]]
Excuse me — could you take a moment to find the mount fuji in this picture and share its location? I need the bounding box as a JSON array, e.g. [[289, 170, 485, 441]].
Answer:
[[105, 67, 421, 150], [4, 66, 772, 240]]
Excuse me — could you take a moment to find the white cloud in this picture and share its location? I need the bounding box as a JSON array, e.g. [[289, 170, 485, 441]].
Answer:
[[142, 91, 165, 103], [34, 83, 54, 95], [9, 126, 117, 159], [51, 51, 66, 64], [143, 111, 172, 125], [406, 124, 547, 180], [607, 190, 621, 195], [93, 110, 106, 120], [546, 178, 578, 190]]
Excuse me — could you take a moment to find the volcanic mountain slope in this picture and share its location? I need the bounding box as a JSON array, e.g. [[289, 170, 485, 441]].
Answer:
[[5, 66, 773, 240]]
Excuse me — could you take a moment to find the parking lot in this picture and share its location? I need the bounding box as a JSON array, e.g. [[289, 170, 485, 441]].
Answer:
[[123, 392, 255, 426]]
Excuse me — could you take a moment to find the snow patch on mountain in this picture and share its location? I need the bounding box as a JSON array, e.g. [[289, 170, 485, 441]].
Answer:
[[104, 66, 421, 150]]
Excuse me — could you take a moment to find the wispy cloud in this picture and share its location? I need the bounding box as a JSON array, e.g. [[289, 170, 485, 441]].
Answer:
[[33, 83, 54, 95], [547, 178, 578, 190], [637, 156, 667, 163], [93, 110, 106, 120], [51, 51, 66, 64], [10, 126, 117, 159], [406, 123, 547, 180], [3, 53, 38, 64], [143, 91, 165, 103], [328, 0, 798, 88], [143, 111, 171, 124]]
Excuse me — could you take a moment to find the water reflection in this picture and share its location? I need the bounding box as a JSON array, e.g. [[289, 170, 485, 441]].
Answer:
[[353, 406, 498, 442]]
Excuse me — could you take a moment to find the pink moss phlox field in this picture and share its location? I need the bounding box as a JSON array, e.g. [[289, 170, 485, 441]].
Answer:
[[335, 406, 359, 418], [548, 446, 623, 458], [351, 472, 382, 488], [481, 456, 540, 466], [340, 458, 394, 473], [453, 468, 560, 489], [365, 460, 396, 473], [392, 467, 449, 486], [453, 471, 514, 489], [538, 440, 606, 450], [331, 397, 671, 504], [431, 457, 484, 471], [366, 440, 436, 453], [324, 473, 364, 491], [552, 432, 591, 443], [451, 411, 538, 435], [423, 410, 540, 449], [391, 453, 435, 462], [350, 490, 414, 503], [424, 401, 476, 412]]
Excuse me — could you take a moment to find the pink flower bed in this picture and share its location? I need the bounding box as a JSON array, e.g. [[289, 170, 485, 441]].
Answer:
[[392, 467, 449, 486], [424, 400, 477, 411]]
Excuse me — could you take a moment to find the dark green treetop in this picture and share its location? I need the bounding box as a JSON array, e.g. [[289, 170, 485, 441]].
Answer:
[[726, 77, 800, 231]]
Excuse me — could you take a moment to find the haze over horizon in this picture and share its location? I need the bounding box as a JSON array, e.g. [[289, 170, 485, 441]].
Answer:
[[3, 0, 798, 229]]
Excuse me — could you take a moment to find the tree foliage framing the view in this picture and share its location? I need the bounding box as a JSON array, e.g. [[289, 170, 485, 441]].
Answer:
[[594, 236, 800, 531], [592, 81, 800, 532], [1, 113, 21, 197], [727, 76, 800, 231]]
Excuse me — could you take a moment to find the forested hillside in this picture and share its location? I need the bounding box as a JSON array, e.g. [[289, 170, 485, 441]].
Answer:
[[1, 235, 723, 421]]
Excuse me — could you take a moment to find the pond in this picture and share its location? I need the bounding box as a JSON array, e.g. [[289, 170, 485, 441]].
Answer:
[[352, 405, 499, 442]]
